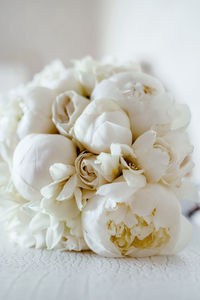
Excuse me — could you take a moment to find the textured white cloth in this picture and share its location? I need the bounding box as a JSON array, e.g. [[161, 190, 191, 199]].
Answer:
[[0, 223, 200, 300]]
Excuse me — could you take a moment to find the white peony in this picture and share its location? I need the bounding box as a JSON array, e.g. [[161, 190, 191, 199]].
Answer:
[[73, 56, 141, 96], [82, 179, 192, 257], [73, 98, 132, 154], [92, 71, 165, 105], [132, 130, 194, 185], [0, 185, 88, 251], [31, 60, 82, 95], [92, 72, 190, 138], [12, 134, 77, 201], [52, 91, 89, 137], [17, 86, 57, 138]]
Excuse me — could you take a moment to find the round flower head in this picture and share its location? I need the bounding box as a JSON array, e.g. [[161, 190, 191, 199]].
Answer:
[[12, 134, 77, 201], [92, 71, 165, 105], [17, 86, 57, 138], [92, 72, 190, 138], [73, 98, 132, 154], [82, 181, 191, 257]]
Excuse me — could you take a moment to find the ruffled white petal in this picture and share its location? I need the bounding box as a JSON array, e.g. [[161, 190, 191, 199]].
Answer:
[[52, 91, 89, 137]]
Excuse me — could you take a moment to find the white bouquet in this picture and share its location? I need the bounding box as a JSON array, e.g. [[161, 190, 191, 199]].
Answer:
[[0, 57, 198, 257]]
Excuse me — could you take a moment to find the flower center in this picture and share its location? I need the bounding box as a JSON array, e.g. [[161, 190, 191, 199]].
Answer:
[[123, 82, 155, 99], [107, 206, 170, 255], [124, 157, 140, 171]]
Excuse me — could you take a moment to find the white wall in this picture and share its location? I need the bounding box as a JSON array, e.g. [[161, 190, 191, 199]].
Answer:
[[100, 0, 200, 179], [0, 0, 199, 179], [0, 0, 102, 74]]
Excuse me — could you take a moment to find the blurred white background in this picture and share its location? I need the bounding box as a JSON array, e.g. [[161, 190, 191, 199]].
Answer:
[[0, 0, 199, 179]]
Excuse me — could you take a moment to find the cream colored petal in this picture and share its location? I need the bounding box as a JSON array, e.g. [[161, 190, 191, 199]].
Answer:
[[133, 131, 170, 182], [52, 91, 89, 136], [123, 170, 146, 192], [29, 212, 50, 232], [169, 103, 191, 130], [46, 222, 64, 250], [17, 110, 57, 139], [166, 215, 192, 254], [73, 99, 132, 154], [172, 180, 199, 202], [41, 196, 79, 220], [23, 86, 56, 117], [40, 181, 63, 199], [74, 187, 83, 211], [95, 152, 120, 182], [97, 181, 135, 206], [56, 174, 77, 201], [49, 163, 75, 181], [92, 80, 123, 103]]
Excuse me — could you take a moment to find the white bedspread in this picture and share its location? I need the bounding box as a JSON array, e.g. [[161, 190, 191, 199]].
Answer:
[[0, 223, 200, 300]]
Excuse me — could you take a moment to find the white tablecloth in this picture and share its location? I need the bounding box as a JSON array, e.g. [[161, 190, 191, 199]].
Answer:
[[0, 224, 200, 300]]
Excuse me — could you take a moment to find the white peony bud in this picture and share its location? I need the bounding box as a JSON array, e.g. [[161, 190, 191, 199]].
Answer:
[[73, 98, 132, 154], [82, 181, 191, 257], [12, 134, 77, 201], [52, 91, 89, 137], [17, 86, 57, 139]]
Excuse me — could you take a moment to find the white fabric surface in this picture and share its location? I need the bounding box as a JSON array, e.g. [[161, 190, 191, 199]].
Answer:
[[0, 224, 200, 300]]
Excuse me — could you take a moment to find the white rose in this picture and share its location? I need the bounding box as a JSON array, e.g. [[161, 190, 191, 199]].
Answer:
[[12, 134, 77, 201], [92, 72, 190, 138], [82, 180, 191, 257], [31, 60, 82, 95], [75, 151, 106, 190], [74, 56, 141, 96], [132, 130, 194, 185], [52, 91, 89, 137], [17, 86, 57, 139], [73, 98, 132, 154]]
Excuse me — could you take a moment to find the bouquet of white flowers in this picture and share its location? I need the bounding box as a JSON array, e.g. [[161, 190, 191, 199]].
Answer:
[[0, 57, 198, 257]]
